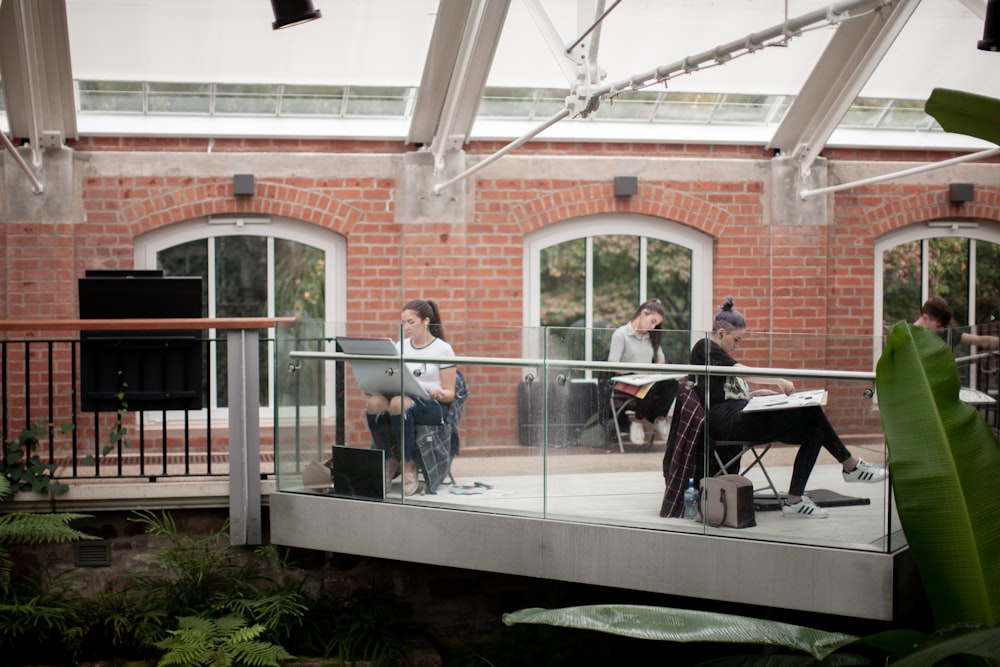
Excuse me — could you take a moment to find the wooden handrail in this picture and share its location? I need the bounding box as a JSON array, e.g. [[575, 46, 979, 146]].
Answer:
[[0, 317, 297, 332]]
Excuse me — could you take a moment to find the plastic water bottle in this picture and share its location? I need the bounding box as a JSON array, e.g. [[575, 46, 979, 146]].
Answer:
[[683, 478, 699, 520]]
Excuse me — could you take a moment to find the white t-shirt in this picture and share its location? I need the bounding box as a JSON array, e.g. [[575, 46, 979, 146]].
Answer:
[[401, 337, 456, 394]]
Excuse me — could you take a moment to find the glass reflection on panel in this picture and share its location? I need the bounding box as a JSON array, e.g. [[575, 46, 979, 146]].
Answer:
[[881, 239, 921, 333], [158, 239, 210, 409], [646, 238, 692, 363], [592, 233, 639, 329], [215, 236, 268, 408], [976, 240, 1000, 324], [928, 236, 971, 326], [275, 239, 326, 408], [541, 239, 586, 370]]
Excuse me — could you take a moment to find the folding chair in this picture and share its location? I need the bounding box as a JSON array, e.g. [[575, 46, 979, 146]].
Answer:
[[712, 439, 781, 503], [609, 389, 653, 452]]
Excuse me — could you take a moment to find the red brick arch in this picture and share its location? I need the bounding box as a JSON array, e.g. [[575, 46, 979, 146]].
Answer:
[[122, 181, 363, 237], [864, 187, 1000, 237], [512, 182, 732, 237]]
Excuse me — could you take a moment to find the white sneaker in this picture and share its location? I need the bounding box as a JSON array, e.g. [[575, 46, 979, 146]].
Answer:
[[843, 458, 887, 483], [629, 420, 646, 445], [781, 495, 828, 519], [653, 419, 670, 441]]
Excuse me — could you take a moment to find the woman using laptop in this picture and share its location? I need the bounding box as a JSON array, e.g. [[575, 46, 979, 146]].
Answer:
[[365, 299, 456, 495], [690, 297, 886, 519]]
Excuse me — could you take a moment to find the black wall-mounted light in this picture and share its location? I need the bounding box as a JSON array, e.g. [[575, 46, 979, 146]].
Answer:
[[979, 0, 999, 51], [614, 176, 638, 197], [234, 174, 255, 197], [949, 183, 974, 205], [271, 0, 322, 30]]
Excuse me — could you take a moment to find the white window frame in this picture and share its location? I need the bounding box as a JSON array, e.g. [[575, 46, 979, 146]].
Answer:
[[873, 219, 1000, 369], [523, 213, 714, 361], [134, 216, 347, 424]]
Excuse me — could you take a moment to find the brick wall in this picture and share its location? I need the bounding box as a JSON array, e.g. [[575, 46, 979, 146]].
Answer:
[[3, 138, 1000, 448]]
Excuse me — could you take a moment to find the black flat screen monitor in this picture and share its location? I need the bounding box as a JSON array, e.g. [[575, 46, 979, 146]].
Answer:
[[78, 273, 204, 411]]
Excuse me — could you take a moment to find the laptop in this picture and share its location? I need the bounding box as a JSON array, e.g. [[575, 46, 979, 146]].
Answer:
[[336, 336, 430, 400], [329, 445, 386, 500]]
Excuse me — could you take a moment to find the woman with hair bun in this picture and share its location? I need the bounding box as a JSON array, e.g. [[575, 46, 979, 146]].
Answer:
[[690, 297, 886, 519], [365, 299, 456, 496]]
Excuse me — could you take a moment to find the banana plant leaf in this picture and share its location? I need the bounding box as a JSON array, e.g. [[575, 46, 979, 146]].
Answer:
[[924, 88, 1000, 146], [875, 322, 1000, 629], [502, 605, 858, 661]]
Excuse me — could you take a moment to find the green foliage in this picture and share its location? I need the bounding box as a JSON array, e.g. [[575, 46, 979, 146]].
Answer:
[[876, 322, 1000, 629], [0, 509, 407, 664], [69, 511, 313, 660], [0, 506, 94, 664], [67, 589, 168, 662], [0, 512, 95, 591], [125, 510, 256, 618], [154, 615, 293, 667], [504, 605, 858, 662], [0, 591, 79, 664], [925, 88, 1000, 146], [324, 588, 407, 665], [1, 419, 71, 496]]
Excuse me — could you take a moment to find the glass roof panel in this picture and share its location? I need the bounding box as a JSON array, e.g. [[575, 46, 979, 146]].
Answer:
[[279, 85, 345, 117], [34, 0, 995, 150], [215, 84, 280, 116], [147, 82, 211, 115]]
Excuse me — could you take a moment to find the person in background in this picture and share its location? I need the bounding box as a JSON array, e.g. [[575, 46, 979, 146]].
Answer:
[[913, 296, 999, 351], [365, 299, 456, 496], [608, 299, 677, 445], [691, 297, 886, 519]]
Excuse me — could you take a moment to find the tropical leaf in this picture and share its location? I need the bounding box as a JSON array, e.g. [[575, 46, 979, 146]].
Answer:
[[925, 88, 1000, 146], [502, 605, 858, 661], [875, 322, 1000, 628], [891, 624, 1000, 666]]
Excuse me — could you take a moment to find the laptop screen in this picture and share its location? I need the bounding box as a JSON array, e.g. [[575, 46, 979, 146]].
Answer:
[[336, 336, 430, 400], [330, 445, 385, 500]]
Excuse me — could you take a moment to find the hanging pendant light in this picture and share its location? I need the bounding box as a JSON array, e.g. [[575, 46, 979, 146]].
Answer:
[[979, 0, 999, 51], [271, 0, 322, 30]]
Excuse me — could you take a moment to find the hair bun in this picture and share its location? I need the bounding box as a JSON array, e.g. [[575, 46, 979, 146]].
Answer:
[[721, 296, 735, 311]]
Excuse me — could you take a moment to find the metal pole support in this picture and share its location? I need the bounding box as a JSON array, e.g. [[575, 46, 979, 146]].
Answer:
[[227, 328, 262, 545]]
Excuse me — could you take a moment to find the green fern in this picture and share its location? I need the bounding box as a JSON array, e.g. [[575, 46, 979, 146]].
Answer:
[[155, 615, 292, 667], [0, 511, 94, 546], [0, 512, 95, 591]]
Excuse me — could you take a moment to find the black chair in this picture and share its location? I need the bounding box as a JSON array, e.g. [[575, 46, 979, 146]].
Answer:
[[711, 439, 781, 503]]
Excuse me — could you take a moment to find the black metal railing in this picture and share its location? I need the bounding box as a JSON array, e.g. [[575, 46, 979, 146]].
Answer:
[[1, 336, 228, 481]]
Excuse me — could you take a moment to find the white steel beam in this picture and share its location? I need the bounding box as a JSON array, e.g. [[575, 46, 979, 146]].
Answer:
[[767, 0, 919, 175]]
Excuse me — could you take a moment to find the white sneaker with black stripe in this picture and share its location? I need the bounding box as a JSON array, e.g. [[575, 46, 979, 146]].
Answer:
[[842, 458, 887, 483], [629, 420, 646, 445], [781, 495, 828, 519]]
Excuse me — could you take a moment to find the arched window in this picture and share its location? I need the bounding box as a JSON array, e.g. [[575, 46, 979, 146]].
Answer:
[[525, 214, 713, 366], [875, 221, 1000, 381], [877, 222, 1000, 332], [134, 216, 346, 418]]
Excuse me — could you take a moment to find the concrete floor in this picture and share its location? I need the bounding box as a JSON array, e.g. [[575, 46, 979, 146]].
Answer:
[[387, 440, 901, 554]]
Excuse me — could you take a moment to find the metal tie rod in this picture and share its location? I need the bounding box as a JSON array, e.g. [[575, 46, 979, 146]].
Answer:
[[592, 0, 892, 99]]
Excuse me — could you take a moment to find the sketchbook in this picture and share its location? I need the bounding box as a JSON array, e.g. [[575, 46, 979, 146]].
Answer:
[[742, 389, 828, 413], [611, 373, 684, 400], [960, 387, 996, 404]]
